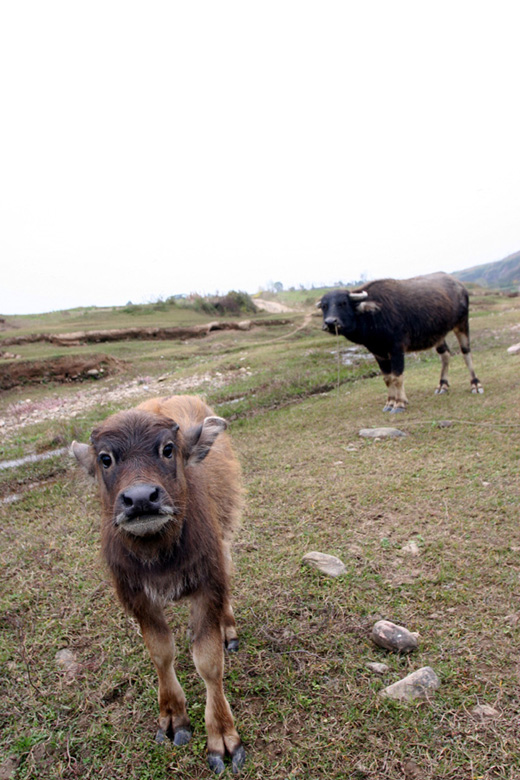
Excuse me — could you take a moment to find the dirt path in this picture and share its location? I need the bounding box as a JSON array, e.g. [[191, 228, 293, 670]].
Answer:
[[254, 299, 295, 314]]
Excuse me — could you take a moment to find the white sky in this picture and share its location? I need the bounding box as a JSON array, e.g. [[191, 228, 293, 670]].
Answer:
[[1, 1, 519, 315]]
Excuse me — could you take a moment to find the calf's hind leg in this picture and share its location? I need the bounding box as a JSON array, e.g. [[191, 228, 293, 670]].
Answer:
[[190, 593, 245, 774], [222, 541, 239, 652]]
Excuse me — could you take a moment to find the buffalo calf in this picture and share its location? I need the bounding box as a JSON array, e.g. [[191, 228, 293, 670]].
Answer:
[[318, 272, 483, 411], [72, 395, 245, 774]]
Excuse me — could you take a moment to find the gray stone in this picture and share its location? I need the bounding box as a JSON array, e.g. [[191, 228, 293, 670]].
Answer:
[[371, 620, 419, 653], [359, 428, 406, 439], [381, 666, 440, 702], [302, 551, 346, 577]]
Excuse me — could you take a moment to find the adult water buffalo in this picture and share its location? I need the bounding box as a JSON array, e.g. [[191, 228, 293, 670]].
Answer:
[[317, 272, 483, 412], [72, 395, 245, 774]]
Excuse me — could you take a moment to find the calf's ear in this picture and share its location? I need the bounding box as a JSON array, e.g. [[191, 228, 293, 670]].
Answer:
[[185, 416, 227, 465], [71, 441, 96, 477]]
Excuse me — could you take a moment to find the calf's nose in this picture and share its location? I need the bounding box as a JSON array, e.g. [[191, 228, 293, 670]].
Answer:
[[121, 483, 163, 516]]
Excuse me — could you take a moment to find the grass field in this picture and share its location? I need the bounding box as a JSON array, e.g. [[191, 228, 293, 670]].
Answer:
[[1, 292, 519, 779]]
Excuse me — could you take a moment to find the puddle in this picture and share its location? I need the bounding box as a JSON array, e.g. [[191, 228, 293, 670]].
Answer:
[[329, 347, 375, 366], [0, 447, 68, 471]]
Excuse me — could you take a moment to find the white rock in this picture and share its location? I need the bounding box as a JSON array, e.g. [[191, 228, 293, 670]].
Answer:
[[402, 541, 420, 555], [507, 342, 520, 354], [359, 428, 406, 439], [381, 666, 440, 701], [302, 551, 346, 577], [371, 620, 419, 653]]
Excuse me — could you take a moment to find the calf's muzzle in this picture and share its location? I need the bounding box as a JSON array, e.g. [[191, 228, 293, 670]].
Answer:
[[115, 482, 175, 537]]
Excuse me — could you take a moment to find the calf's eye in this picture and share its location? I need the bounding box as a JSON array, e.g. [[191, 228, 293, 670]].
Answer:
[[162, 442, 174, 459], [99, 452, 113, 469]]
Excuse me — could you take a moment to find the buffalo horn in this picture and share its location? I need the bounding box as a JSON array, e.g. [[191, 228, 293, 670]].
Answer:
[[349, 291, 369, 301]]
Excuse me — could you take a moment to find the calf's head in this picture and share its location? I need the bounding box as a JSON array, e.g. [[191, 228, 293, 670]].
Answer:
[[72, 409, 227, 547]]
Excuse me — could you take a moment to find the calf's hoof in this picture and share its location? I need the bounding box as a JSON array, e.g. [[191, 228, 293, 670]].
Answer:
[[226, 638, 239, 653], [208, 752, 226, 774], [155, 725, 192, 747], [435, 387, 448, 395], [232, 744, 246, 774], [472, 386, 484, 394], [207, 744, 246, 775], [383, 404, 394, 412], [173, 727, 192, 746]]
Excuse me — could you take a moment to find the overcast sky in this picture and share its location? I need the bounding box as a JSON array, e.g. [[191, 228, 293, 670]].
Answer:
[[1, 1, 519, 315]]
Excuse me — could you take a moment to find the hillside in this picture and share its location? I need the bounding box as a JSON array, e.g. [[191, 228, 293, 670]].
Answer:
[[1, 291, 520, 778], [454, 249, 520, 290]]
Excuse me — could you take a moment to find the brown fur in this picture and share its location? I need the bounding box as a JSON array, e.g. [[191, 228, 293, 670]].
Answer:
[[72, 395, 244, 772]]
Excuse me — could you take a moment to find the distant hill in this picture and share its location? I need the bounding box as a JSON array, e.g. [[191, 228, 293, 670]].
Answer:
[[453, 250, 520, 290]]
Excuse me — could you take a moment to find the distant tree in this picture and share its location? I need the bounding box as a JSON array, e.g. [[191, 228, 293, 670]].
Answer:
[[273, 281, 283, 292]]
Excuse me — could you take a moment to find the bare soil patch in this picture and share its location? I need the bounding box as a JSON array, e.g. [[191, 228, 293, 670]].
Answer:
[[0, 319, 290, 347], [0, 354, 125, 391]]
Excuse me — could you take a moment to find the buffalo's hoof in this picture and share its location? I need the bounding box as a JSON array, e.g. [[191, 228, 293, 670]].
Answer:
[[390, 407, 406, 413], [232, 744, 246, 774], [173, 727, 192, 746], [383, 405, 394, 412], [226, 638, 239, 653], [435, 387, 448, 395], [472, 386, 484, 394], [208, 752, 226, 774]]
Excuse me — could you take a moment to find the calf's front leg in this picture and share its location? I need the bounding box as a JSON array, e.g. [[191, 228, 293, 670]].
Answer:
[[135, 600, 192, 746], [191, 593, 245, 774]]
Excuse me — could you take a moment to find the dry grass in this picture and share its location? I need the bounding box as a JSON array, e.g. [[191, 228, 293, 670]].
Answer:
[[1, 292, 520, 779]]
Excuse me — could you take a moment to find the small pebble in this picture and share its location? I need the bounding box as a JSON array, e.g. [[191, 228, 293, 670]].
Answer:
[[366, 662, 389, 675]]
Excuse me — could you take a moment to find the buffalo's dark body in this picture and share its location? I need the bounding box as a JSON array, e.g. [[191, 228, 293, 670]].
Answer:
[[318, 272, 482, 411]]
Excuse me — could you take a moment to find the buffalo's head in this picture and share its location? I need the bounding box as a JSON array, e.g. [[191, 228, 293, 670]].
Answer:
[[317, 289, 378, 335], [72, 410, 227, 549]]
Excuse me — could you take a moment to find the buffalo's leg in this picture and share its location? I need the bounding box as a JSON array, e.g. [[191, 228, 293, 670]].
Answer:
[[435, 340, 451, 394], [375, 357, 395, 411], [190, 593, 244, 774], [391, 373, 408, 412], [453, 322, 483, 393], [136, 601, 192, 746], [389, 351, 407, 412]]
